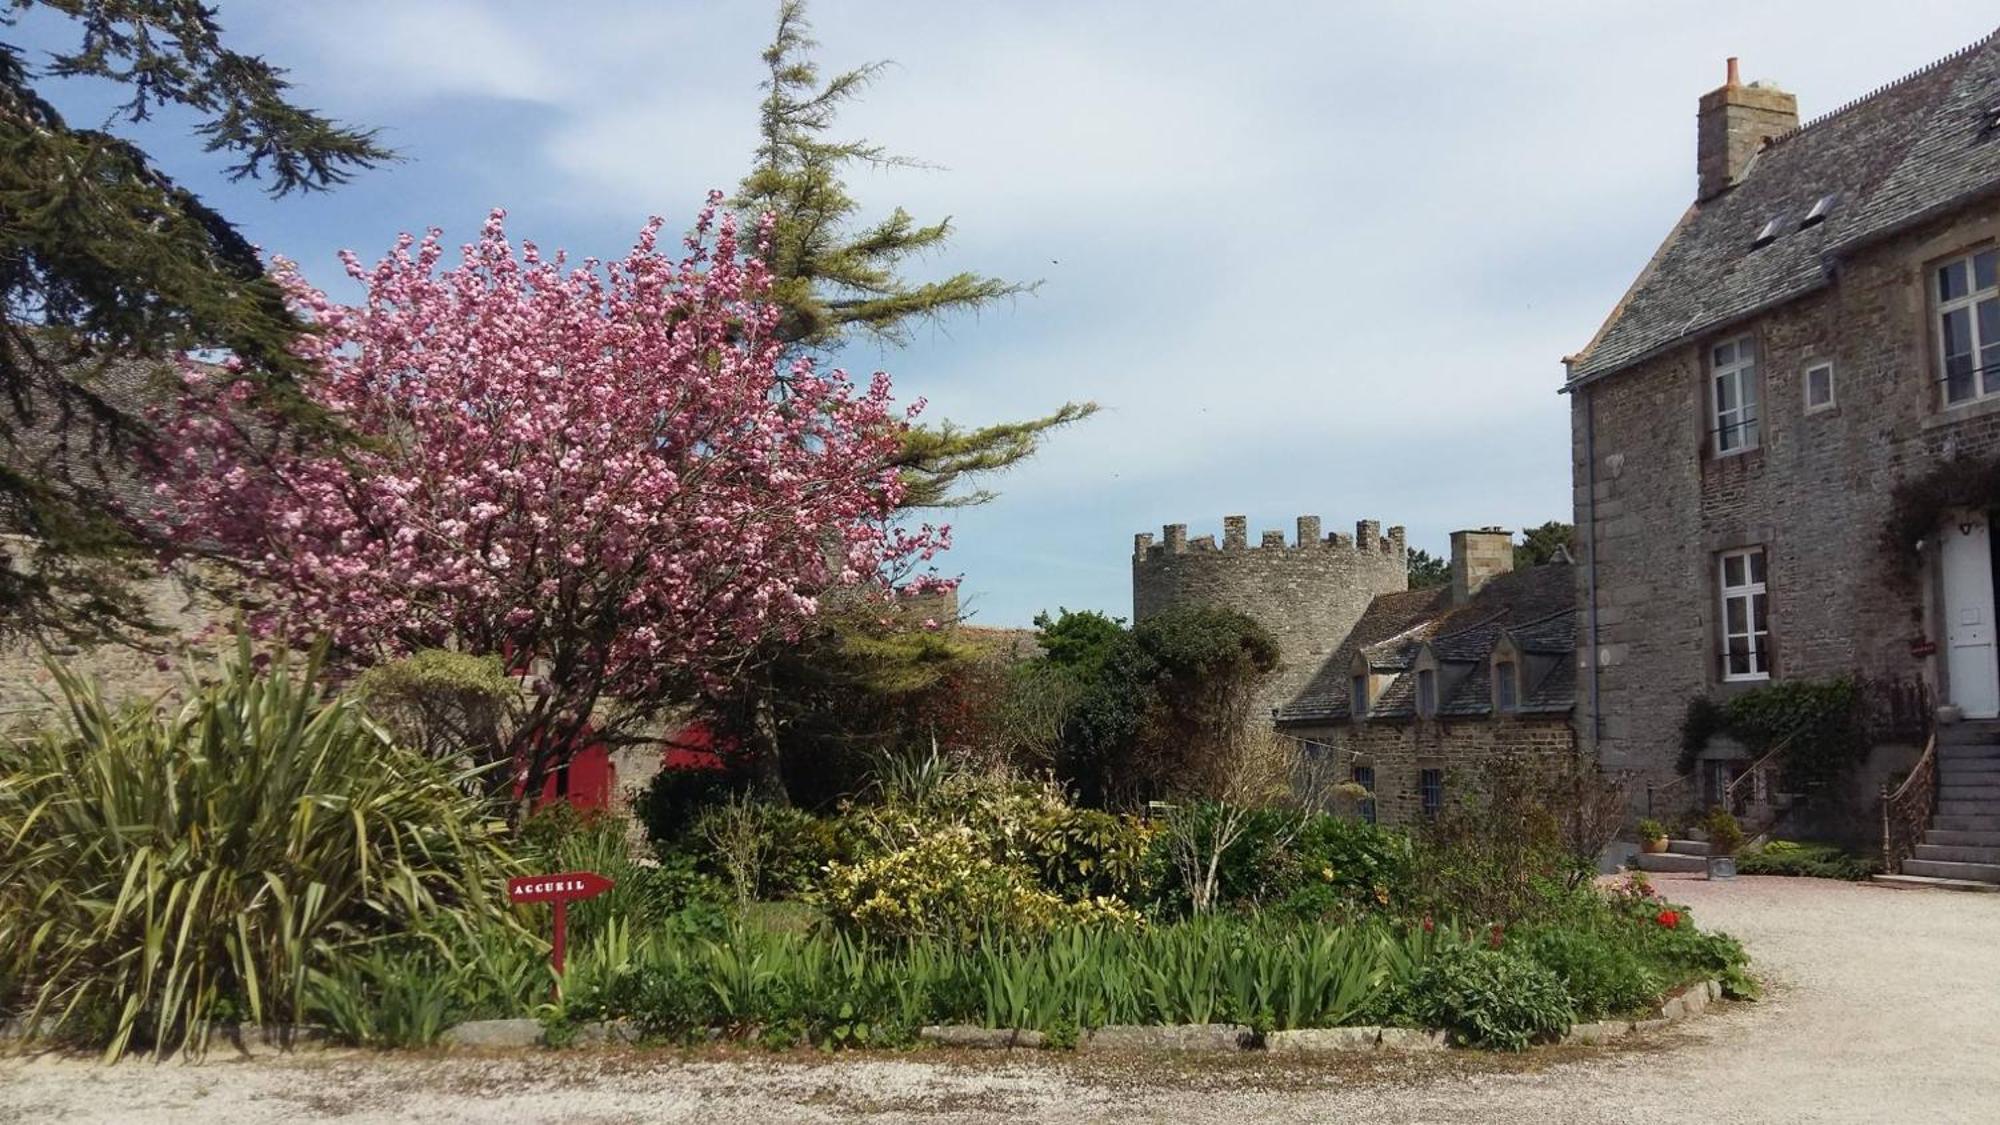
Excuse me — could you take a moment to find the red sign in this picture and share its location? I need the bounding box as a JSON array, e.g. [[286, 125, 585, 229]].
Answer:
[[1911, 638, 1938, 657], [508, 870, 614, 978], [508, 871, 614, 905]]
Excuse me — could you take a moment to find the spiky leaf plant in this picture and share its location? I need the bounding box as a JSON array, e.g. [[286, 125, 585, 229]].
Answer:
[[0, 634, 522, 1059]]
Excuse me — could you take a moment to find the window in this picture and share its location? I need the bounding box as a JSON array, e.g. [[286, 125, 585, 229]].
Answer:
[[1719, 547, 1771, 681], [1495, 660, 1518, 712], [1937, 248, 2000, 406], [1351, 765, 1377, 825], [1799, 194, 1836, 229], [1420, 769, 1444, 818], [1416, 669, 1438, 717], [1711, 335, 1760, 454], [1350, 674, 1368, 719], [1805, 361, 1835, 413], [1751, 216, 1782, 248]]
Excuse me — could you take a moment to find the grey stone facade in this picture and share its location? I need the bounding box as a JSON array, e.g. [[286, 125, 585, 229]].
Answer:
[[1132, 515, 1407, 716], [1566, 33, 2000, 807]]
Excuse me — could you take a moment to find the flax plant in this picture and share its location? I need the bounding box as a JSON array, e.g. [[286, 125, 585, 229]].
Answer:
[[0, 635, 522, 1059]]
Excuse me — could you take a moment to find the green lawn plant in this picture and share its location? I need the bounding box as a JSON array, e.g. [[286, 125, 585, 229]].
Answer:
[[0, 636, 522, 1059]]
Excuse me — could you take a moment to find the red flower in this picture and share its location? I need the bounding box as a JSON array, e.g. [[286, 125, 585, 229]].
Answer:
[[1421, 915, 1435, 933], [1488, 923, 1505, 949], [1656, 909, 1680, 929]]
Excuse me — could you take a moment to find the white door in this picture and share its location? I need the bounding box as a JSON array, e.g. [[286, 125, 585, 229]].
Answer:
[[1942, 511, 2000, 719]]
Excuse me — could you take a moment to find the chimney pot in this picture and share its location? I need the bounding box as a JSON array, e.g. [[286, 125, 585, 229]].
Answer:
[[1726, 56, 1740, 87]]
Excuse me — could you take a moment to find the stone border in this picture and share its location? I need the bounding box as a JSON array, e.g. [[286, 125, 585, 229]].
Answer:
[[419, 978, 1725, 1056]]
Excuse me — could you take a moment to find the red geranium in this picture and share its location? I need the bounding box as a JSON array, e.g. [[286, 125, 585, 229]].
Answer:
[[1656, 909, 1681, 929]]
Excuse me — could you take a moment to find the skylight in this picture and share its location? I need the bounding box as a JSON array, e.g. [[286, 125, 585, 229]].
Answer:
[[1799, 194, 1837, 229], [1751, 216, 1783, 249]]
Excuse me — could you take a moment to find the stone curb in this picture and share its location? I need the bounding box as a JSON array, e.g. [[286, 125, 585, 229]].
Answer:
[[1080, 1024, 1255, 1052], [439, 1018, 545, 1049], [918, 1025, 1046, 1050], [1560, 978, 1724, 1046]]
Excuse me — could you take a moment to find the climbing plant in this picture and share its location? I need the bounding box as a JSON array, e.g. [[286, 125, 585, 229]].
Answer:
[[1880, 452, 2000, 586], [1677, 679, 1869, 793]]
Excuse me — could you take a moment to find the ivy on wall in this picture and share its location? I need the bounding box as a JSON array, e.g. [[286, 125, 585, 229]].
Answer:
[[1881, 453, 2000, 587], [1677, 678, 1869, 793]]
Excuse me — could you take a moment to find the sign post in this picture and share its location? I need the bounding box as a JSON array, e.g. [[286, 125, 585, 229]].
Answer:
[[507, 871, 614, 978]]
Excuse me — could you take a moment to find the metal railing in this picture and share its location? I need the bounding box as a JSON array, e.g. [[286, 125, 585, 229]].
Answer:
[[1881, 730, 1939, 873]]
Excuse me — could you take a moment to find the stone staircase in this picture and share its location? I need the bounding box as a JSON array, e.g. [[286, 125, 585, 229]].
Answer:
[[1876, 721, 2000, 892], [1635, 838, 1708, 874]]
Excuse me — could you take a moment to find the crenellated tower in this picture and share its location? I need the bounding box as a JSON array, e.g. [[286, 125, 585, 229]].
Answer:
[[1132, 514, 1409, 716]]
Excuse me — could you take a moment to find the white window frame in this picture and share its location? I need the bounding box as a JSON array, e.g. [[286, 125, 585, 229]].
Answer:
[[1936, 248, 2000, 408], [1710, 335, 1761, 456], [1804, 360, 1836, 414], [1719, 547, 1771, 682]]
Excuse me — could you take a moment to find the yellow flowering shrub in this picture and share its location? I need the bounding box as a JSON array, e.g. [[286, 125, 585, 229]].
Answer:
[[815, 825, 1142, 941]]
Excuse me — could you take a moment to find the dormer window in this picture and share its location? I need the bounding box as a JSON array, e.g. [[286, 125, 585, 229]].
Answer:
[[1751, 216, 1783, 249], [1495, 660, 1519, 713], [1350, 673, 1368, 719], [1798, 194, 1835, 229], [1416, 668, 1438, 718]]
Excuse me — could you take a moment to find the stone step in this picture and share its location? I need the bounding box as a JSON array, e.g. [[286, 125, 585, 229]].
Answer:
[[1871, 873, 2000, 893], [1666, 839, 1709, 856], [1939, 743, 2000, 759], [1937, 721, 2000, 746], [1635, 852, 1707, 874], [1940, 756, 2000, 772], [1925, 828, 2000, 847], [1933, 814, 2000, 832], [1936, 800, 2000, 817], [1914, 843, 2000, 864], [1901, 858, 2000, 882], [1940, 785, 2000, 801]]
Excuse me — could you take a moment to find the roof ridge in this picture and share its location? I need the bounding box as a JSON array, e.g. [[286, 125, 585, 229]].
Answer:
[[1765, 25, 2000, 149]]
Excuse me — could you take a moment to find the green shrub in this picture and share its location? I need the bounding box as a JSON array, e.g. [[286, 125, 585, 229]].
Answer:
[[1737, 840, 1879, 881], [1519, 928, 1658, 1020], [1702, 806, 1745, 857], [1636, 818, 1667, 841], [0, 637, 522, 1059], [1392, 944, 1572, 1050]]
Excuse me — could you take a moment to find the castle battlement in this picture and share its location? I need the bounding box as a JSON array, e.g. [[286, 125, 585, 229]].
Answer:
[[1133, 515, 1407, 560], [1131, 514, 1412, 720]]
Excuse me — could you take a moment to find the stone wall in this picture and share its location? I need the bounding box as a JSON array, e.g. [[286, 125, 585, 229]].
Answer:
[[1287, 714, 1577, 827], [0, 551, 233, 731], [1572, 196, 2000, 797], [1132, 515, 1408, 716]]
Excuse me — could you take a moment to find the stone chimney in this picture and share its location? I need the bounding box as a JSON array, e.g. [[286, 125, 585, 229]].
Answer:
[[1697, 57, 1798, 202], [1449, 528, 1514, 606]]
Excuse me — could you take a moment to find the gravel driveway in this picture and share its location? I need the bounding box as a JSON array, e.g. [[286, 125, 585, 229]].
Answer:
[[4, 875, 1997, 1124]]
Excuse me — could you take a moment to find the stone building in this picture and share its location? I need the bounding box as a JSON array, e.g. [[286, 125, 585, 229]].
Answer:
[[1564, 31, 2000, 874], [1133, 519, 1577, 826]]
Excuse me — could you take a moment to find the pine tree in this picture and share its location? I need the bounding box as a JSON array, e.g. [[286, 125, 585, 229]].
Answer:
[[1, 1, 389, 641], [736, 0, 1092, 508]]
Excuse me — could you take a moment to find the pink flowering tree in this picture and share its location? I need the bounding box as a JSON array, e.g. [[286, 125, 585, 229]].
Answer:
[[155, 195, 949, 807]]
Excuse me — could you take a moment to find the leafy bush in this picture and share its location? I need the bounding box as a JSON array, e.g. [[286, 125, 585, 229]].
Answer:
[[1519, 928, 1658, 1020], [1737, 840, 1879, 881], [1702, 806, 1745, 857], [1390, 944, 1572, 1050], [814, 826, 1141, 942], [1636, 818, 1667, 841], [0, 638, 522, 1058]]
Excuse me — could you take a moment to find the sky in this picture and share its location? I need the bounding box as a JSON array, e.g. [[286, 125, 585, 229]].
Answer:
[[13, 1, 1999, 626]]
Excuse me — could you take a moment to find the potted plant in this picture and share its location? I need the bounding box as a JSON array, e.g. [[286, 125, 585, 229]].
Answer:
[[1637, 818, 1670, 854], [1702, 806, 1743, 880]]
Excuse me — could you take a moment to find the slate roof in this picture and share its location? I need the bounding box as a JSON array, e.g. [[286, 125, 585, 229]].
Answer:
[[1276, 562, 1577, 724], [1567, 27, 2000, 385]]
